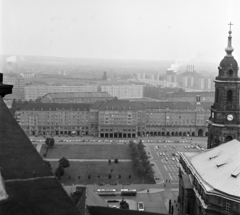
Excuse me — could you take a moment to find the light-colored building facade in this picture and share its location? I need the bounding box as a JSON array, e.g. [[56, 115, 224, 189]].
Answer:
[[40, 92, 113, 103], [100, 85, 144, 99], [16, 103, 91, 136], [24, 85, 98, 101], [16, 100, 210, 137]]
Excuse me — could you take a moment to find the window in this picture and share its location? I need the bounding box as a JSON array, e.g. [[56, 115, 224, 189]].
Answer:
[[229, 69, 233, 76], [225, 201, 231, 211], [215, 88, 219, 102], [227, 90, 233, 102]]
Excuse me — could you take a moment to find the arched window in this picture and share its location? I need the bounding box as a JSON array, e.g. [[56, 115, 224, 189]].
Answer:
[[227, 90, 233, 102], [215, 89, 219, 102], [228, 70, 233, 76]]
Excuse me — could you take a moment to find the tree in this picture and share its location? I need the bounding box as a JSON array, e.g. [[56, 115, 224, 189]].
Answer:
[[128, 174, 131, 179], [120, 199, 129, 210], [59, 157, 70, 168], [55, 165, 64, 179], [45, 160, 52, 170], [88, 175, 91, 180], [45, 137, 55, 148], [108, 173, 112, 179], [114, 158, 118, 163], [108, 159, 111, 165]]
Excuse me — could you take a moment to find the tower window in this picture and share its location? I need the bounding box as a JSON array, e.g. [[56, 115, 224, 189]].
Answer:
[[229, 69, 233, 76], [227, 90, 233, 102], [215, 89, 219, 102]]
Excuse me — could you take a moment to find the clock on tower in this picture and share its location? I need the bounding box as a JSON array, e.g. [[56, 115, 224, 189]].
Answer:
[[207, 23, 240, 149]]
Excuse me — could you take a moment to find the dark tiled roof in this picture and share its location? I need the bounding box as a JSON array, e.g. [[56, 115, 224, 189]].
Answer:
[[89, 101, 106, 110], [144, 101, 211, 110], [98, 100, 211, 111], [87, 206, 169, 215], [0, 98, 80, 215], [99, 100, 142, 110], [22, 103, 91, 111], [220, 56, 238, 70]]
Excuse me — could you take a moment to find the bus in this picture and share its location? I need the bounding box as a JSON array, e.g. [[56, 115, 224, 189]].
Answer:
[[138, 202, 144, 211], [96, 189, 117, 196], [120, 189, 137, 196]]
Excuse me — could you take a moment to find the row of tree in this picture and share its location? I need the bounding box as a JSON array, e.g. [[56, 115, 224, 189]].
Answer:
[[129, 140, 154, 179]]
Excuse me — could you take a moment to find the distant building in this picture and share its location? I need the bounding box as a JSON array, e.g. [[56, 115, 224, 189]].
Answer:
[[40, 92, 113, 103], [20, 73, 35, 79], [100, 85, 144, 99], [137, 72, 178, 87], [179, 139, 240, 215], [24, 85, 98, 100], [166, 91, 214, 102], [3, 73, 25, 100]]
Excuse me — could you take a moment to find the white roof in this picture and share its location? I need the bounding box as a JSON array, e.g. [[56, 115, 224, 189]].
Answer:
[[186, 139, 240, 198]]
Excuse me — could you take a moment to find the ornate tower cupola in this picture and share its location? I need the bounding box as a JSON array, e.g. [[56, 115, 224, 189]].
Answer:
[[208, 23, 240, 149], [217, 22, 239, 80]]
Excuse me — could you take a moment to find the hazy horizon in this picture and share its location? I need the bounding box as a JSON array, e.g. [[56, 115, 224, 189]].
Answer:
[[1, 0, 240, 64]]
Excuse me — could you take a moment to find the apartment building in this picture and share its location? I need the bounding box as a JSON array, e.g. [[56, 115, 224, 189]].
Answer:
[[17, 99, 210, 137], [100, 85, 144, 99], [17, 103, 91, 136], [24, 85, 98, 100], [40, 92, 113, 103]]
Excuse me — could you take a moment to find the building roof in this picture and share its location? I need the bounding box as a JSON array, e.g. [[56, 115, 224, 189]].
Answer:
[[97, 100, 211, 111], [183, 139, 240, 199], [42, 92, 112, 100], [0, 97, 80, 215], [21, 103, 91, 111], [99, 100, 143, 110], [219, 56, 238, 70]]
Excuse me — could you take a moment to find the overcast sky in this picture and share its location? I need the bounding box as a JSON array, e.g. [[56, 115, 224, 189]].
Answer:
[[1, 0, 240, 63]]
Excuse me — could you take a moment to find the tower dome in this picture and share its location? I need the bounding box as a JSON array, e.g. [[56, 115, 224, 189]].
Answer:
[[219, 23, 238, 71]]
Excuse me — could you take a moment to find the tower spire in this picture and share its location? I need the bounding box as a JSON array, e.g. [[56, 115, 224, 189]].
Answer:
[[225, 22, 234, 56]]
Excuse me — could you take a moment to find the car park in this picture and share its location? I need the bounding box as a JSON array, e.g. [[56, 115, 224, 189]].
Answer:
[[162, 153, 165, 156], [172, 157, 175, 161]]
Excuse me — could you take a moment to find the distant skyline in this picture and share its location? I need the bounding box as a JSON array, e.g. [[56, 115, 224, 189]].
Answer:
[[1, 0, 240, 63]]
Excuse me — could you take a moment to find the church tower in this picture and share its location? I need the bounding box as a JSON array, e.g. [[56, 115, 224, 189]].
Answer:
[[208, 23, 240, 149]]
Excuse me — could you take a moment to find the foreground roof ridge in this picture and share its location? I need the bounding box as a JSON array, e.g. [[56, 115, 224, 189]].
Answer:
[[5, 175, 55, 183]]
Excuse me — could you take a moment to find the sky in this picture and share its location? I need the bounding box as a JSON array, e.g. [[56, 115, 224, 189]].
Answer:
[[1, 0, 240, 63]]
